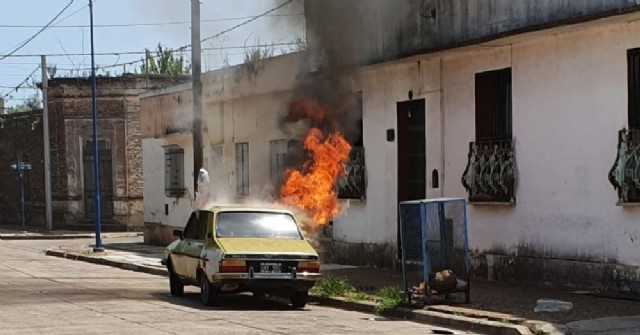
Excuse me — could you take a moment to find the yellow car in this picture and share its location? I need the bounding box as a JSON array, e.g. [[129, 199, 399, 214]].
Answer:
[[162, 205, 321, 308]]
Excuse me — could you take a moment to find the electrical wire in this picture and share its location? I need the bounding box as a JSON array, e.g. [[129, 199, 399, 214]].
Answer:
[[0, 13, 304, 29], [0, 1, 74, 61], [179, 0, 295, 50], [1, 67, 40, 99], [1, 42, 299, 58]]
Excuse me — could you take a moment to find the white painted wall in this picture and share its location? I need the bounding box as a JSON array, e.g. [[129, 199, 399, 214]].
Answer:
[[142, 134, 194, 228], [143, 53, 304, 227], [342, 17, 640, 266], [201, 93, 295, 204]]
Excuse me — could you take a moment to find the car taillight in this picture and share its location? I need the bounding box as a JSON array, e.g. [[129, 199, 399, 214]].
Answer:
[[297, 261, 320, 273], [219, 260, 246, 273]]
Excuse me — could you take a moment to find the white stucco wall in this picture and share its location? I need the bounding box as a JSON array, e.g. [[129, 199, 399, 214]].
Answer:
[[142, 134, 194, 228], [201, 93, 294, 203], [143, 53, 304, 227], [342, 17, 640, 266]]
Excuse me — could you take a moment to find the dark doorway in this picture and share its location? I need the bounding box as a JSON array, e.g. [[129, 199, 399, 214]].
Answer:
[[397, 99, 426, 258], [83, 139, 114, 219]]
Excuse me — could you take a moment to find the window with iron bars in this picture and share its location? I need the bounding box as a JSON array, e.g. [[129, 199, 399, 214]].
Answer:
[[338, 91, 366, 200], [164, 145, 185, 197], [236, 142, 249, 196]]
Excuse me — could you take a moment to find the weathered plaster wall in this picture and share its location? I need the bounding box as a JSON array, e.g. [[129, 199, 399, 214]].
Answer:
[[142, 134, 194, 229], [340, 17, 640, 284], [141, 53, 305, 235]]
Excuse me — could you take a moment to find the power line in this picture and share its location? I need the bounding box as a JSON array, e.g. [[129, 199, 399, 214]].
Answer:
[[1, 67, 40, 99], [201, 0, 295, 45], [0, 86, 38, 90], [0, 1, 74, 61], [0, 13, 304, 29], [1, 42, 300, 58], [1, 1, 298, 62]]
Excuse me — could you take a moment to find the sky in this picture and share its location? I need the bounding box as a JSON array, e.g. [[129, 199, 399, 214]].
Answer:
[[0, 0, 305, 109]]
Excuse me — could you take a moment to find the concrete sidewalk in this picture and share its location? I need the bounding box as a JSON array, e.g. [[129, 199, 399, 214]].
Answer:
[[43, 241, 640, 335], [0, 227, 142, 240]]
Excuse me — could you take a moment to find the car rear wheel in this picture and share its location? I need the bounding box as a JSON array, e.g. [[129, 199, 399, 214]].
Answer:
[[290, 290, 308, 308], [168, 266, 184, 297], [200, 274, 219, 307]]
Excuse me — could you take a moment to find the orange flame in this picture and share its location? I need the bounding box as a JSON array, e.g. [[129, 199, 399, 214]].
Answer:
[[280, 127, 352, 226]]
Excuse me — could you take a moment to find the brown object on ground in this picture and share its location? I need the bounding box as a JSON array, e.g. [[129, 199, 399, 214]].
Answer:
[[323, 266, 640, 325], [431, 270, 457, 293]]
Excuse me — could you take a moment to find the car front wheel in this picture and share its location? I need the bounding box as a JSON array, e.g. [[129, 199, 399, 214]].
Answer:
[[200, 274, 218, 307], [168, 266, 184, 297], [290, 290, 308, 308]]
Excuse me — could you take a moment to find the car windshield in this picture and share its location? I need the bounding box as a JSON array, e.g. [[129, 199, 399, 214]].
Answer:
[[215, 211, 303, 239]]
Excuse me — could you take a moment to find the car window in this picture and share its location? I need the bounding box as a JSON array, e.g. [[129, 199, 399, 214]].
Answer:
[[197, 211, 212, 240], [183, 212, 200, 239], [216, 211, 302, 239]]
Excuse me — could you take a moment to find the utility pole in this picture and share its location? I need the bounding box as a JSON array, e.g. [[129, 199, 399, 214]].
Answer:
[[41, 55, 53, 231], [191, 0, 203, 195], [89, 0, 103, 252]]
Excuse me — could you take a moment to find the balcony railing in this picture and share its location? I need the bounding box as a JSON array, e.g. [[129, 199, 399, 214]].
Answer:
[[609, 129, 640, 204], [338, 146, 366, 200], [461, 139, 516, 203]]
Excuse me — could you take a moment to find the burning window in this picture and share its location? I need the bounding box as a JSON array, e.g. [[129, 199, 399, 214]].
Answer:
[[338, 91, 365, 200], [270, 139, 299, 184], [164, 145, 185, 197], [235, 142, 249, 196]]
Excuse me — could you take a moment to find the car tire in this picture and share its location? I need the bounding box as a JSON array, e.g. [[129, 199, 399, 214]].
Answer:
[[200, 274, 218, 307], [253, 290, 266, 299], [290, 290, 308, 308], [169, 267, 184, 297]]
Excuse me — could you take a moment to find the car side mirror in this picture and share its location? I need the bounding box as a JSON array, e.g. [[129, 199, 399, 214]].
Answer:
[[173, 230, 183, 240]]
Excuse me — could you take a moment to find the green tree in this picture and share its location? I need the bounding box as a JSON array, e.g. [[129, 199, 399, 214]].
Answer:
[[6, 94, 42, 114], [141, 43, 191, 76]]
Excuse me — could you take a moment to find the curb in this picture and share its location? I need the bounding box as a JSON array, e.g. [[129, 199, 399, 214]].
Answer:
[[1, 232, 142, 240], [45, 249, 538, 335], [45, 249, 168, 277], [310, 296, 532, 335]]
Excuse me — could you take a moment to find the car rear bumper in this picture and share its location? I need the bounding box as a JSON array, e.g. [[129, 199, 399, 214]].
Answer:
[[212, 272, 322, 282]]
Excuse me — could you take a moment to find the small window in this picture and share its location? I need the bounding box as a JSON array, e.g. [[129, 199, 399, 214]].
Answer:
[[628, 48, 640, 130], [475, 68, 512, 141], [235, 142, 249, 196], [164, 145, 185, 197]]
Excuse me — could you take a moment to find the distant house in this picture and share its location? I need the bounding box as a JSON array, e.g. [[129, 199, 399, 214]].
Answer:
[[141, 1, 640, 288], [0, 75, 188, 230]]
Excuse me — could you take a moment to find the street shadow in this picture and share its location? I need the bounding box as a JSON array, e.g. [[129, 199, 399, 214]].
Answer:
[[150, 291, 312, 312]]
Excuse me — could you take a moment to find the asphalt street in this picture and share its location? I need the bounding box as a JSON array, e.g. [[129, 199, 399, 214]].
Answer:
[[0, 237, 480, 335]]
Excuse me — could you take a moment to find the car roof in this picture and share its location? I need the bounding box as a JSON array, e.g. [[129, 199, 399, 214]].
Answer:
[[203, 203, 294, 215]]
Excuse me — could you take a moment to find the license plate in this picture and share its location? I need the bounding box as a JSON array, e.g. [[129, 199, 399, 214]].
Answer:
[[260, 263, 282, 273]]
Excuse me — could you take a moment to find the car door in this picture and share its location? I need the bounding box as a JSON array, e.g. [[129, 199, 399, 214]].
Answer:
[[172, 211, 199, 277], [182, 211, 210, 280]]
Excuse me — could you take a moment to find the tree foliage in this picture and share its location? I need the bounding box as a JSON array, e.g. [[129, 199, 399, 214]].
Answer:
[[5, 94, 42, 114], [141, 43, 191, 76]]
